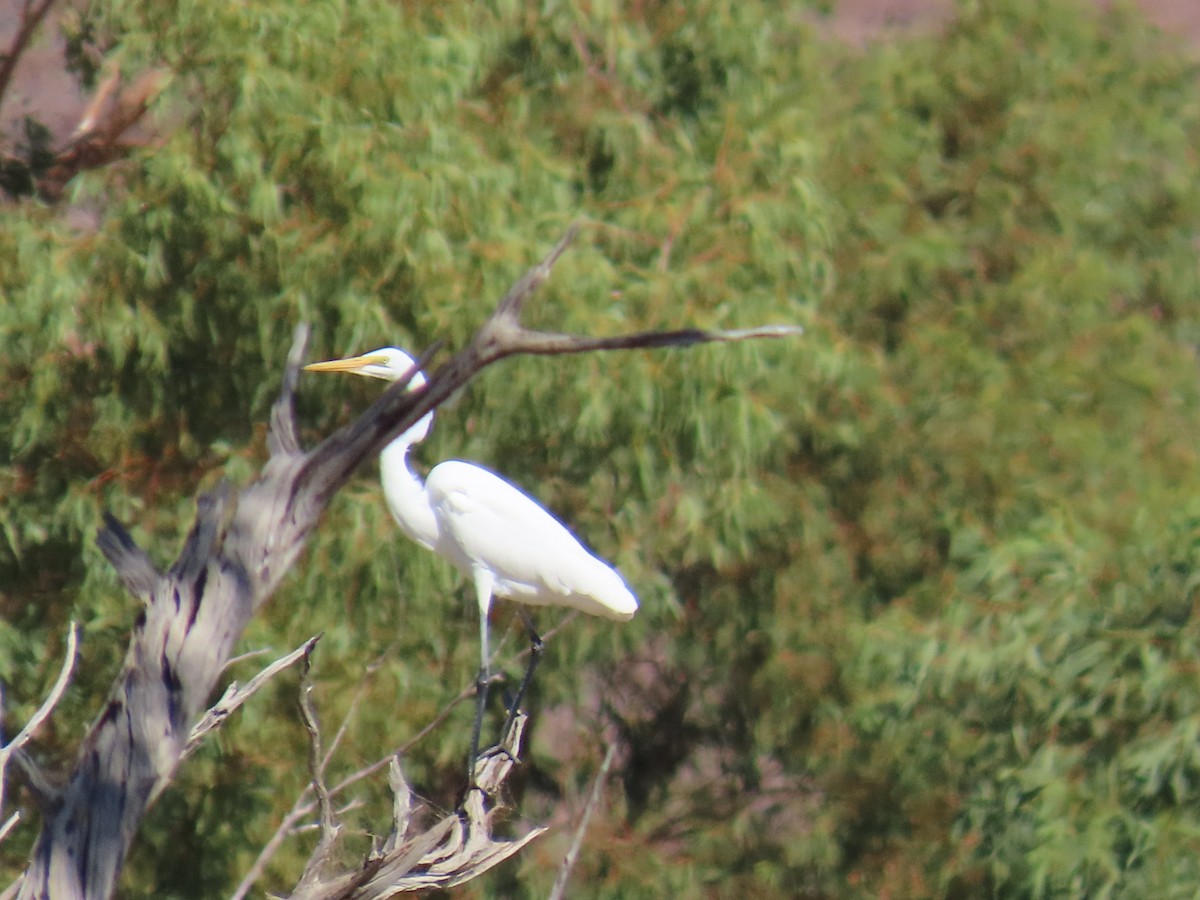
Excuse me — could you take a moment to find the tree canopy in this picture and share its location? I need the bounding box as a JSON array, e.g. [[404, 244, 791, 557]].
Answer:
[[4, 0, 1200, 896]]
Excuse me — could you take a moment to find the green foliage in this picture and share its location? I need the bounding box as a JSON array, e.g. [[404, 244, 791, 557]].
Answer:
[[4, 0, 1200, 896], [777, 1, 1200, 896]]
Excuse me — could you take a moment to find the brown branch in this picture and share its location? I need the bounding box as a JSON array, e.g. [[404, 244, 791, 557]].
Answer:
[[36, 65, 169, 202], [0, 0, 169, 205], [10, 227, 801, 900], [0, 0, 57, 119]]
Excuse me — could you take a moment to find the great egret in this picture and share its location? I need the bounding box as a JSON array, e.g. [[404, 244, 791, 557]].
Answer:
[[304, 347, 638, 770]]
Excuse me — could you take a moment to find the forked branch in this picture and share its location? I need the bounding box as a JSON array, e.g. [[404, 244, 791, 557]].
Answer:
[[287, 715, 542, 899]]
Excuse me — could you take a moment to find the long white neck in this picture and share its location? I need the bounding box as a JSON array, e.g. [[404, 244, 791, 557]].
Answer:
[[379, 415, 440, 552]]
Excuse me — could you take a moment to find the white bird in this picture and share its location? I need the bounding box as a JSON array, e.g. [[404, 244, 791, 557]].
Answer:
[[304, 347, 638, 767]]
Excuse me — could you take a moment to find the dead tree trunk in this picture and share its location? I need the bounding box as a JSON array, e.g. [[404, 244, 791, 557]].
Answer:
[[9, 226, 799, 899]]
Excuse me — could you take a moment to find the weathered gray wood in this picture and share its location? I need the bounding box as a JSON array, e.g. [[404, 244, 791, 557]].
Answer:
[[286, 717, 545, 900], [10, 227, 801, 899], [94, 514, 161, 603]]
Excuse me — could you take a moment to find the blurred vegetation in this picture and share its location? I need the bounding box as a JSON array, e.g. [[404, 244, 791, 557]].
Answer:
[[3, 0, 1200, 896]]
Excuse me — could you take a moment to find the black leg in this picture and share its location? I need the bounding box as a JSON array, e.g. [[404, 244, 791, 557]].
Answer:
[[469, 581, 495, 784], [500, 607, 544, 745], [468, 664, 490, 782]]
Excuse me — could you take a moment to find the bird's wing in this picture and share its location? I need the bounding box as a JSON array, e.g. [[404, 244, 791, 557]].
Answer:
[[425, 460, 636, 620]]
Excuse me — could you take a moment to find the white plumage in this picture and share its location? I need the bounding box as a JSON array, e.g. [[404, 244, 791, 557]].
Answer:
[[305, 347, 637, 764]]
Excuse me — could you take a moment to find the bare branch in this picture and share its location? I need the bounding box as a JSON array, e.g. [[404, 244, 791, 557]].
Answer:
[[95, 513, 161, 603], [66, 65, 120, 142], [263, 718, 540, 900], [488, 322, 805, 358], [322, 653, 387, 772], [1, 623, 78, 764], [184, 635, 322, 758], [491, 223, 580, 324], [291, 641, 342, 896], [270, 323, 309, 458], [471, 222, 802, 367], [233, 613, 566, 900], [0, 812, 20, 845], [286, 716, 544, 900], [231, 802, 306, 900], [549, 740, 619, 900], [0, 0, 57, 118], [0, 622, 78, 828], [37, 64, 170, 202], [232, 666, 480, 900]]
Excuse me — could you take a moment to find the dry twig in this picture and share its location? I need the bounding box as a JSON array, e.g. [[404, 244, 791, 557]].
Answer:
[[290, 640, 342, 895], [549, 740, 618, 900], [0, 622, 79, 841], [286, 715, 543, 900], [184, 635, 322, 758], [233, 605, 580, 899]]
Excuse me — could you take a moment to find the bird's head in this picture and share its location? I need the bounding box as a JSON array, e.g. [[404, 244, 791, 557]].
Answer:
[[305, 347, 433, 446], [304, 347, 428, 389]]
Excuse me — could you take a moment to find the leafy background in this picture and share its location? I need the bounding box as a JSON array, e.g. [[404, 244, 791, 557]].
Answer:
[[4, 0, 1200, 896]]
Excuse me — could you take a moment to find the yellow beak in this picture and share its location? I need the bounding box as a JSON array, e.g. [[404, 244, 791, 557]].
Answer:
[[303, 353, 389, 374]]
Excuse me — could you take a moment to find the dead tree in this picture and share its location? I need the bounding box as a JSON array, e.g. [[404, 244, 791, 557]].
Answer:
[[5, 226, 800, 899]]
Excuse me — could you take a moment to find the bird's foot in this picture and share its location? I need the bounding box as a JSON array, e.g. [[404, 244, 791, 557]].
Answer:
[[465, 711, 530, 795], [498, 710, 528, 754], [479, 741, 520, 766]]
